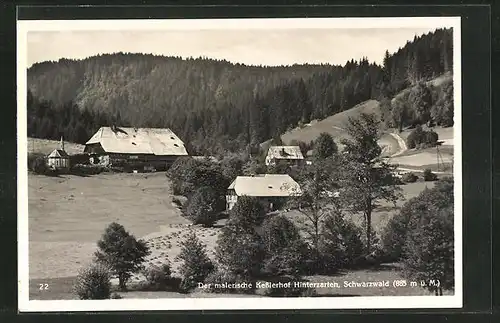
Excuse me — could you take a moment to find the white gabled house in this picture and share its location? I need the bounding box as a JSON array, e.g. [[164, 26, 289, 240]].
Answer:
[[226, 174, 302, 211]]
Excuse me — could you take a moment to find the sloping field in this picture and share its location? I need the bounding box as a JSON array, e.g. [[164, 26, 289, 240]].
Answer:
[[28, 172, 189, 280], [282, 99, 382, 145], [28, 137, 85, 155], [280, 100, 402, 157]]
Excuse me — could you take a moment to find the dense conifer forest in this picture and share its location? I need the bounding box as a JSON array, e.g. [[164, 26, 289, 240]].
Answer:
[[27, 28, 453, 155]]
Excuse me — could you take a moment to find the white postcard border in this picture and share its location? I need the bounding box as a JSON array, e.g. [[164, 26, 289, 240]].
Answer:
[[17, 17, 463, 312]]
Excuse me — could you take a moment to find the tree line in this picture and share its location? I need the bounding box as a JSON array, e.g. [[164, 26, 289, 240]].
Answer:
[[27, 28, 453, 154]]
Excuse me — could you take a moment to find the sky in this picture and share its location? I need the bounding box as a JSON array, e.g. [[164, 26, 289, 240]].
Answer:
[[27, 27, 440, 68]]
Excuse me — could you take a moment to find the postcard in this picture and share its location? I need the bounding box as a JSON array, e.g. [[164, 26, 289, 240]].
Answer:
[[17, 16, 462, 312]]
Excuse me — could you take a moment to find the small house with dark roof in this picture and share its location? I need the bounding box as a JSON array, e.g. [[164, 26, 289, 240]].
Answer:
[[47, 137, 70, 170], [265, 146, 304, 167]]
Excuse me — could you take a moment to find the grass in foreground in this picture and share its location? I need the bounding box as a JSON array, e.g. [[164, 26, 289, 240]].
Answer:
[[30, 262, 452, 300]]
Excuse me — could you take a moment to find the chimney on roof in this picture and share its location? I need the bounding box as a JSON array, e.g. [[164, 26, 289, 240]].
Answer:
[[111, 124, 117, 133], [281, 147, 286, 156], [60, 136, 64, 151]]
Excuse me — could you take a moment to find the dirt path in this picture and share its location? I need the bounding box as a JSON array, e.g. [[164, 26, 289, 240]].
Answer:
[[387, 132, 408, 157]]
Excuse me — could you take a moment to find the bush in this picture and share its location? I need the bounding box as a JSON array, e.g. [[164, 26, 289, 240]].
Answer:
[[262, 242, 310, 277], [143, 263, 173, 291], [424, 130, 439, 147], [28, 153, 49, 174], [423, 169, 438, 181], [183, 186, 218, 227], [318, 213, 364, 272], [406, 126, 439, 149], [176, 231, 214, 292], [406, 126, 423, 149], [74, 263, 112, 300], [402, 172, 418, 183], [228, 196, 266, 230], [381, 213, 411, 262], [171, 179, 195, 196], [215, 224, 266, 279]]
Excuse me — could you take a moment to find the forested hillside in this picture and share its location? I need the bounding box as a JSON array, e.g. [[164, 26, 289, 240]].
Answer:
[[27, 28, 453, 155]]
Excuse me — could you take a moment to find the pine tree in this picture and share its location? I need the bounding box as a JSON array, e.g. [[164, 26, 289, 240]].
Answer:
[[94, 222, 150, 290], [176, 231, 214, 291], [313, 132, 338, 159]]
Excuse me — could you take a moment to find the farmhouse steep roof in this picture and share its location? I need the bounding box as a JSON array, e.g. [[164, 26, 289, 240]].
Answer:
[[266, 146, 304, 160], [85, 127, 188, 156], [228, 174, 302, 197], [48, 149, 69, 158]]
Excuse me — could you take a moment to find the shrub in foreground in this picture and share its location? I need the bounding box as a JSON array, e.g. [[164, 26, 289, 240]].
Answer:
[[261, 215, 310, 276], [215, 224, 266, 279], [74, 263, 112, 300], [319, 213, 364, 272], [143, 263, 174, 291]]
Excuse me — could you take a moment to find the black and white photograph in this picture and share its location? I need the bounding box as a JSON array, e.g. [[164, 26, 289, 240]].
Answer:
[[17, 17, 462, 311]]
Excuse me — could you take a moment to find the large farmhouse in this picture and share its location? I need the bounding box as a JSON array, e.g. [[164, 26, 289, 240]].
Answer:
[[84, 126, 188, 171], [226, 174, 301, 211], [265, 146, 304, 166]]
